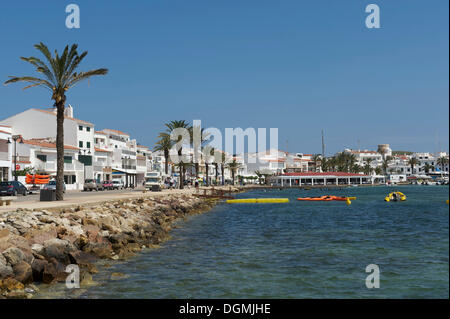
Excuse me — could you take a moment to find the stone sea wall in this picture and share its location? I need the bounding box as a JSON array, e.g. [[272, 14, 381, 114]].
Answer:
[[0, 191, 232, 299]]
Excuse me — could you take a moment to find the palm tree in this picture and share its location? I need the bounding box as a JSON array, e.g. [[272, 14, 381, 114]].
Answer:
[[226, 158, 241, 185], [220, 152, 227, 185], [4, 43, 107, 200], [165, 120, 191, 189], [437, 156, 449, 172], [312, 154, 322, 172], [423, 163, 434, 174], [408, 158, 419, 175], [154, 133, 173, 175], [255, 170, 263, 185], [363, 158, 374, 175], [381, 156, 392, 176], [321, 157, 328, 172]]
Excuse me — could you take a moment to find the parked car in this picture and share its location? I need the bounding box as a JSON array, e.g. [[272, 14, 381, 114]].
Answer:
[[0, 181, 28, 196], [42, 180, 66, 193], [83, 179, 103, 191], [102, 180, 114, 190], [112, 180, 124, 190]]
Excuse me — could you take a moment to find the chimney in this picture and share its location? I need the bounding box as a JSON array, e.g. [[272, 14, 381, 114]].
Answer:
[[65, 104, 74, 118]]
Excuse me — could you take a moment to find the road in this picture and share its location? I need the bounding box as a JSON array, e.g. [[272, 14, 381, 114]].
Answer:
[[10, 187, 146, 203]]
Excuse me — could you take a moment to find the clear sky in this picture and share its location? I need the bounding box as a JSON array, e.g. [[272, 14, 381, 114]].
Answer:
[[0, 0, 448, 155]]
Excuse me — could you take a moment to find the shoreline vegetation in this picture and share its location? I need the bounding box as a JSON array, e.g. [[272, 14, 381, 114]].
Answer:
[[0, 187, 241, 299]]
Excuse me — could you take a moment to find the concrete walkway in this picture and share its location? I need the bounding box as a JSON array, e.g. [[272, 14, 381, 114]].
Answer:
[[0, 188, 199, 213]]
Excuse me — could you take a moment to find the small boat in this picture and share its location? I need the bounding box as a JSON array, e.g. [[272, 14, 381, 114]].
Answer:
[[384, 192, 406, 202]]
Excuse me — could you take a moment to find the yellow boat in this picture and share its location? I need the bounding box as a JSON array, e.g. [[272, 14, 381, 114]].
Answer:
[[226, 198, 290, 204], [385, 191, 406, 202]]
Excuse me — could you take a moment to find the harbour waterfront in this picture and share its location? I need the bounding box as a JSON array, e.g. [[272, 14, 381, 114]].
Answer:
[[36, 185, 449, 299]]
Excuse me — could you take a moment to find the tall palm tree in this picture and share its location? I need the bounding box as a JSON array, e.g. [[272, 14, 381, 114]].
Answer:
[[220, 152, 227, 185], [165, 120, 191, 189], [381, 156, 392, 176], [4, 43, 107, 200], [408, 158, 419, 175], [312, 154, 322, 172], [226, 159, 241, 185], [154, 133, 173, 175], [423, 163, 434, 174], [363, 158, 374, 175], [437, 156, 449, 172]]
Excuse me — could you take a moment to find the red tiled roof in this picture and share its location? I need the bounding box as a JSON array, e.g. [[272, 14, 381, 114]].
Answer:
[[137, 145, 148, 148], [95, 148, 111, 153], [0, 125, 11, 128], [23, 139, 79, 150], [95, 131, 107, 135], [0, 130, 11, 135], [16, 161, 31, 164], [282, 172, 367, 177], [32, 108, 93, 126]]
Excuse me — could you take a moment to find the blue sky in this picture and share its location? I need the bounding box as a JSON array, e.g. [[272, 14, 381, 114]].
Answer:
[[0, 0, 448, 155]]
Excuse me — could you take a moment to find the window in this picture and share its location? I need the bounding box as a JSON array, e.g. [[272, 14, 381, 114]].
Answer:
[[37, 154, 47, 162], [79, 141, 83, 148], [79, 126, 83, 131], [86, 127, 91, 132], [64, 156, 72, 163], [87, 142, 91, 148]]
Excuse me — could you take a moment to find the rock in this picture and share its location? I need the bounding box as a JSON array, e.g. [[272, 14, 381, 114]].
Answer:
[[82, 242, 112, 259], [31, 259, 48, 282], [12, 261, 33, 284], [0, 277, 24, 291], [69, 250, 95, 263], [5, 290, 32, 299], [0, 229, 10, 241], [2, 247, 25, 266], [42, 263, 57, 284], [42, 238, 77, 264], [0, 261, 13, 279], [31, 244, 44, 255]]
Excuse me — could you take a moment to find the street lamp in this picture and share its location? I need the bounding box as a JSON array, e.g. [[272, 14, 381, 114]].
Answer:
[[7, 135, 24, 181]]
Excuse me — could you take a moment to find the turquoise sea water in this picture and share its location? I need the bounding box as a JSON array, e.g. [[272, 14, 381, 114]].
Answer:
[[38, 185, 449, 299]]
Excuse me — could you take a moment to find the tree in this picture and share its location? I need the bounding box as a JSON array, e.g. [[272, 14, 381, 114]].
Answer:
[[312, 154, 322, 172], [220, 152, 227, 185], [363, 158, 374, 175], [154, 133, 173, 175], [423, 163, 434, 174], [437, 156, 449, 171], [381, 156, 392, 176], [165, 120, 191, 189], [4, 43, 107, 200], [226, 158, 241, 185], [408, 158, 419, 175]]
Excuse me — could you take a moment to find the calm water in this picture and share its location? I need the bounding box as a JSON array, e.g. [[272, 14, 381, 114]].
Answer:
[[37, 186, 449, 299]]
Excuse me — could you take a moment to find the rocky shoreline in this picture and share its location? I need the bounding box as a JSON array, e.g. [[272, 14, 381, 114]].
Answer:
[[0, 190, 238, 299]]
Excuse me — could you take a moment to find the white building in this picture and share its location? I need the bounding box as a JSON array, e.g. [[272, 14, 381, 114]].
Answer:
[[0, 126, 12, 181]]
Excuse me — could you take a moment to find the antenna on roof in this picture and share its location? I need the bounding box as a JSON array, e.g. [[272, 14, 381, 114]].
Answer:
[[321, 130, 325, 157]]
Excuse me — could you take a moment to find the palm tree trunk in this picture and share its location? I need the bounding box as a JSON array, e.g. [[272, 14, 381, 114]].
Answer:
[[178, 148, 184, 189], [195, 163, 199, 179], [205, 163, 209, 186], [56, 104, 65, 200], [221, 165, 225, 185], [214, 163, 218, 185], [164, 150, 169, 175]]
